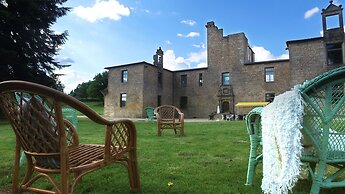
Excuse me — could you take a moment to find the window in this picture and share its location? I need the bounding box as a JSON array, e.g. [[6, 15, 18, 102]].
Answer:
[[199, 73, 203, 86], [222, 72, 230, 86], [265, 67, 274, 82], [246, 46, 254, 63], [327, 43, 343, 65], [121, 70, 128, 83], [157, 95, 161, 106], [180, 96, 188, 109], [181, 75, 187, 87], [120, 93, 127, 107], [158, 72, 162, 85], [265, 93, 275, 103]]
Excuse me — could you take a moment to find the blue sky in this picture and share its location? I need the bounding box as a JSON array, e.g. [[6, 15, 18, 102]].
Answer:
[[53, 0, 340, 93]]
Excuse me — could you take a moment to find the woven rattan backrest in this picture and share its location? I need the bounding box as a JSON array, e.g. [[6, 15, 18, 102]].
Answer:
[[301, 67, 345, 156], [156, 105, 182, 120], [158, 106, 175, 120], [0, 92, 60, 154]]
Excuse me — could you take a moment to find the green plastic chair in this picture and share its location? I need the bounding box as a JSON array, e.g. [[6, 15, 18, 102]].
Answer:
[[245, 66, 345, 193], [145, 107, 156, 121], [62, 107, 78, 129]]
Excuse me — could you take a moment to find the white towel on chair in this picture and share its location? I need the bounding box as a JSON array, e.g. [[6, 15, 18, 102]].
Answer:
[[261, 86, 304, 194]]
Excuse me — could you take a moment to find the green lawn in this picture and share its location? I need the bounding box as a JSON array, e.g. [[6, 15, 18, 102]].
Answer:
[[1, 119, 345, 193], [78, 101, 104, 115]]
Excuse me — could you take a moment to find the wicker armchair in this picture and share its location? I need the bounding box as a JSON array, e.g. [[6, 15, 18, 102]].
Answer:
[[244, 107, 263, 186], [245, 66, 345, 193], [0, 80, 140, 194], [154, 105, 184, 136]]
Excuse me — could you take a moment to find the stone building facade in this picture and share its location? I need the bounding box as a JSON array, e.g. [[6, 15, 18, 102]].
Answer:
[[104, 2, 345, 118]]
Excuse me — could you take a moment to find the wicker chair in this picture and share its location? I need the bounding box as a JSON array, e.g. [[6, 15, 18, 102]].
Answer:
[[245, 66, 345, 193], [0, 80, 140, 194], [244, 107, 263, 186], [19, 106, 79, 166], [154, 105, 184, 136]]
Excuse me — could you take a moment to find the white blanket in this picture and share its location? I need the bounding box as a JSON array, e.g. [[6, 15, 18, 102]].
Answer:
[[261, 86, 304, 194]]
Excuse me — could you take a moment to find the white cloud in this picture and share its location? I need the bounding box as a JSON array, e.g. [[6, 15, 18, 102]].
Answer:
[[73, 0, 130, 23], [56, 57, 75, 65], [181, 19, 196, 26], [186, 32, 200, 38], [188, 50, 207, 63], [192, 43, 205, 49], [163, 49, 207, 71], [304, 7, 319, 19], [177, 32, 200, 38], [333, 0, 341, 6], [252, 46, 289, 62], [165, 40, 171, 44], [55, 67, 94, 94]]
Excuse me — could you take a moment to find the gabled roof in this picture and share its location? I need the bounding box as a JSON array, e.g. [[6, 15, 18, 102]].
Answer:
[[244, 59, 289, 66], [286, 37, 323, 45], [104, 61, 152, 69], [104, 61, 175, 72], [104, 61, 207, 73], [322, 1, 343, 14]]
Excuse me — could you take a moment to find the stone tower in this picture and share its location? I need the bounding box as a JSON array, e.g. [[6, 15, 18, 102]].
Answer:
[[322, 1, 345, 66], [153, 47, 164, 70], [322, 1, 344, 41], [153, 47, 164, 105]]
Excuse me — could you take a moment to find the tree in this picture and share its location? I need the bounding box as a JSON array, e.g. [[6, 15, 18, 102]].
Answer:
[[70, 82, 90, 99], [87, 71, 108, 100], [0, 0, 70, 90], [70, 71, 108, 101]]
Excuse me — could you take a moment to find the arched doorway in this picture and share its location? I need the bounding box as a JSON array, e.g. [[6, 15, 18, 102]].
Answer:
[[222, 101, 230, 113]]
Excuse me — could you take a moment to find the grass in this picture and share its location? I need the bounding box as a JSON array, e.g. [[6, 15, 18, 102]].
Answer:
[[1, 119, 345, 193], [78, 101, 104, 115]]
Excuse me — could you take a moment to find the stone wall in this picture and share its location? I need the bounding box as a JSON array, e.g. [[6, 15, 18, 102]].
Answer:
[[104, 19, 345, 119], [235, 60, 291, 115], [143, 65, 173, 113], [288, 38, 342, 86], [105, 62, 174, 118], [104, 63, 146, 118], [173, 68, 208, 118]]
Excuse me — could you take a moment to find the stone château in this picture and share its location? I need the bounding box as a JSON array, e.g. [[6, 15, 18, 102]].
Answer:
[[104, 1, 344, 119]]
